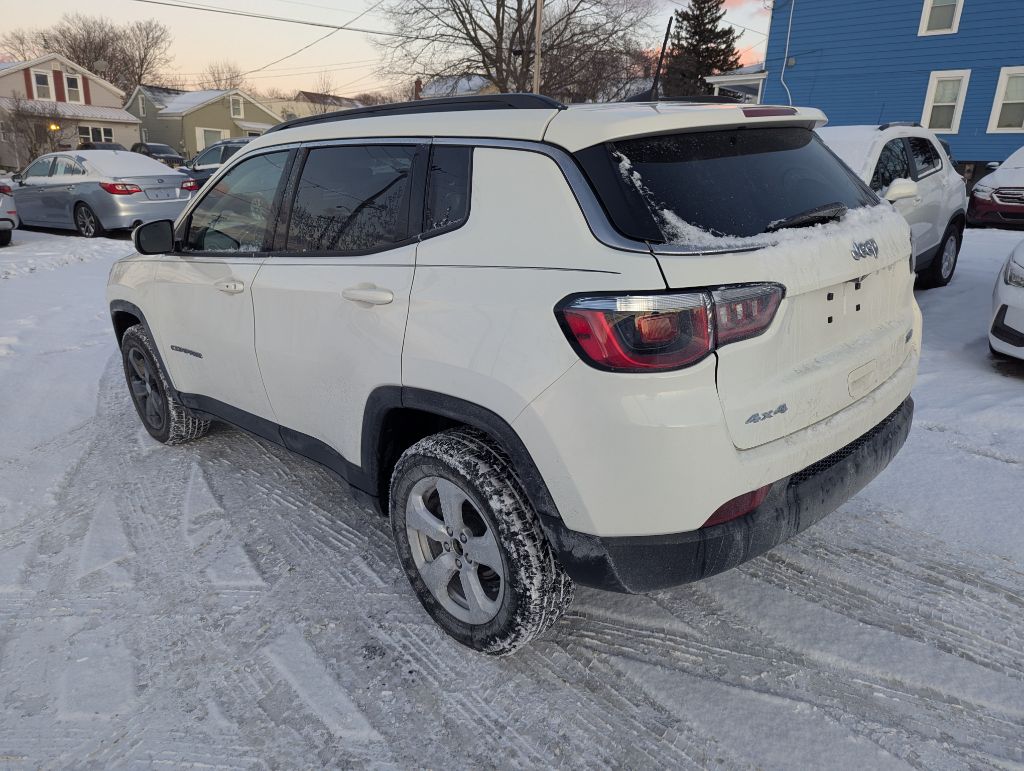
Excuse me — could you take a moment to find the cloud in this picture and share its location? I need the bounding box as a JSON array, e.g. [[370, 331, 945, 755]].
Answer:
[[723, 0, 771, 15]]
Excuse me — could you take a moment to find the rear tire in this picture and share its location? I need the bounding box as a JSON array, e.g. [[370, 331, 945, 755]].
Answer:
[[389, 428, 574, 655], [0, 230, 10, 247], [918, 225, 960, 289], [120, 324, 210, 445], [74, 203, 104, 238]]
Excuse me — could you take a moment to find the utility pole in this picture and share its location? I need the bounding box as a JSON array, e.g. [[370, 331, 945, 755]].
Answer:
[[532, 0, 544, 94]]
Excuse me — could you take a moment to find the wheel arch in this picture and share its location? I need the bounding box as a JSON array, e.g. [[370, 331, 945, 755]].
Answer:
[[109, 300, 179, 395], [946, 208, 967, 238], [363, 386, 562, 525]]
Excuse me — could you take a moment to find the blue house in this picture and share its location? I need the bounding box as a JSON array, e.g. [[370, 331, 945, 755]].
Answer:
[[758, 0, 1024, 173]]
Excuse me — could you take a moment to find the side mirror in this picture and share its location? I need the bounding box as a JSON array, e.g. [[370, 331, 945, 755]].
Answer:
[[885, 178, 919, 203], [133, 219, 175, 255], [988, 161, 1001, 170], [11, 173, 22, 185]]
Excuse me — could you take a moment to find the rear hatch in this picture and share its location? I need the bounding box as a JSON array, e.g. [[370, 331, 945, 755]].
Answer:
[[576, 125, 916, 450]]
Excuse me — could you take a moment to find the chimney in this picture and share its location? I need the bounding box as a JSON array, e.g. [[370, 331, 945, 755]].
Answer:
[[414, 77, 422, 101]]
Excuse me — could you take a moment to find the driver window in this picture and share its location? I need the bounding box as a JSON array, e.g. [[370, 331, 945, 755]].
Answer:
[[285, 144, 415, 253], [194, 147, 221, 166], [185, 151, 289, 253], [23, 157, 54, 180], [870, 139, 912, 193]]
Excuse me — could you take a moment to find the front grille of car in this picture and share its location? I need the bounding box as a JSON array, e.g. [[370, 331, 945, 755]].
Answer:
[[994, 188, 1024, 206], [787, 405, 903, 487]]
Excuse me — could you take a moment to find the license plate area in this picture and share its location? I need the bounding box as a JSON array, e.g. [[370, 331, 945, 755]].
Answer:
[[145, 188, 175, 201]]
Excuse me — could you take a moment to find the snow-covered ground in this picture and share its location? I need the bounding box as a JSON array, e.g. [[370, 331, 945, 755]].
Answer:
[[1, 226, 1022, 768]]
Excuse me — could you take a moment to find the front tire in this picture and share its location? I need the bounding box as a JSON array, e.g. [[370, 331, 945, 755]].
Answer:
[[74, 203, 104, 238], [0, 230, 10, 247], [918, 226, 960, 289], [390, 428, 574, 655], [120, 324, 210, 444]]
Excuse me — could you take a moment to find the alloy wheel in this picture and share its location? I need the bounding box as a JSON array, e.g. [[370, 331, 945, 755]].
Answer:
[[405, 476, 505, 625], [941, 235, 957, 280], [76, 206, 97, 237], [126, 347, 166, 431]]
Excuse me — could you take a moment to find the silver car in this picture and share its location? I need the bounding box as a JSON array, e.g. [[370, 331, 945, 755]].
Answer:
[[12, 150, 198, 237]]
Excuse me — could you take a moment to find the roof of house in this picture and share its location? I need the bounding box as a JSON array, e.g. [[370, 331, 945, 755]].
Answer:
[[420, 75, 491, 98], [294, 90, 361, 109], [0, 96, 140, 124], [0, 53, 125, 97], [130, 85, 280, 122]]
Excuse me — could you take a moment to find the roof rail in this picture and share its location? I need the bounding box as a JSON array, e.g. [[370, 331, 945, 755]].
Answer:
[[878, 121, 922, 130], [265, 94, 566, 134]]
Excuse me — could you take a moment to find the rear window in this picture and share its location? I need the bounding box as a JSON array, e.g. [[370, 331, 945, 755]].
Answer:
[[578, 127, 877, 243]]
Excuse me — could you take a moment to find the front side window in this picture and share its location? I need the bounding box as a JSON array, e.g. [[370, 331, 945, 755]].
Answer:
[[908, 137, 942, 177], [32, 71, 52, 100], [923, 70, 970, 132], [222, 145, 243, 162], [65, 75, 82, 103], [424, 146, 471, 233], [871, 139, 912, 192], [23, 157, 53, 179], [186, 151, 289, 252], [919, 0, 963, 35], [193, 147, 221, 166], [988, 67, 1024, 132], [285, 145, 416, 253], [580, 127, 877, 242]]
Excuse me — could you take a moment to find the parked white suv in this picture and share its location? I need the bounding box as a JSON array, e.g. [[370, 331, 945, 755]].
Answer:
[[818, 123, 967, 288], [0, 175, 18, 246], [108, 96, 921, 654]]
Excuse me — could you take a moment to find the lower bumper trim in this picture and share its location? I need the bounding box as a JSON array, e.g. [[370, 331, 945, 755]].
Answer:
[[540, 397, 914, 593], [991, 305, 1024, 348]]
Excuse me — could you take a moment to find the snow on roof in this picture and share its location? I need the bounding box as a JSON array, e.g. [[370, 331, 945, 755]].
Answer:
[[0, 96, 140, 124], [420, 75, 490, 98], [815, 126, 879, 180], [156, 89, 229, 115], [0, 61, 24, 71], [72, 150, 183, 177], [1004, 145, 1024, 168], [295, 90, 361, 108], [138, 84, 187, 109]]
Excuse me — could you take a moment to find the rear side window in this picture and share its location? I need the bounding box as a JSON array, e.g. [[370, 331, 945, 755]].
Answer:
[[424, 146, 471, 233], [871, 139, 912, 192], [285, 145, 416, 253], [908, 137, 942, 177], [186, 151, 290, 252], [222, 145, 243, 163], [578, 127, 877, 242]]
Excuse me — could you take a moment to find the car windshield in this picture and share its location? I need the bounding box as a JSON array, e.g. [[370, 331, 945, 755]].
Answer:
[[148, 144, 177, 155], [579, 126, 878, 244]]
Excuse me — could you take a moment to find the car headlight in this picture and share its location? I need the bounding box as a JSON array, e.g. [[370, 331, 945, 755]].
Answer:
[[1006, 257, 1024, 288], [973, 184, 994, 200]]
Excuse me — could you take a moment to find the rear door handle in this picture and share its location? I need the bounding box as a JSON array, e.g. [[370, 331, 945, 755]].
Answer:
[[215, 279, 245, 294], [342, 285, 394, 306]]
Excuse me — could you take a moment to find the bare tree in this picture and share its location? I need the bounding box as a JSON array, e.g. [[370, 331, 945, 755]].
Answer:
[[309, 71, 337, 114], [377, 0, 658, 101], [1, 93, 79, 166], [202, 60, 248, 90], [353, 84, 417, 105], [0, 14, 174, 95]]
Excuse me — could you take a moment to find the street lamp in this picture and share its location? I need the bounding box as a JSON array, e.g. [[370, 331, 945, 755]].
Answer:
[[48, 122, 61, 132]]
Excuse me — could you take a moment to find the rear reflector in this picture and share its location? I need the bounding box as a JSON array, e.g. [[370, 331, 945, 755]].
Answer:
[[0, 184, 12, 195], [702, 484, 772, 528]]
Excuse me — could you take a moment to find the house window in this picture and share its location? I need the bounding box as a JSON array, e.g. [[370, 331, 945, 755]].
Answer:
[[921, 70, 970, 133], [988, 66, 1024, 132], [230, 96, 244, 119], [78, 126, 114, 144], [32, 70, 54, 100], [141, 127, 149, 141], [65, 74, 83, 104], [0, 121, 8, 142], [138, 94, 146, 117], [918, 0, 963, 35]]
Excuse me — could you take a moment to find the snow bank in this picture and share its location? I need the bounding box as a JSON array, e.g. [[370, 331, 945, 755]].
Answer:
[[0, 229, 134, 280]]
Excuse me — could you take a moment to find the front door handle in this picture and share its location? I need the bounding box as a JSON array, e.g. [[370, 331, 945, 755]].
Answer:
[[215, 279, 245, 294], [342, 285, 394, 306]]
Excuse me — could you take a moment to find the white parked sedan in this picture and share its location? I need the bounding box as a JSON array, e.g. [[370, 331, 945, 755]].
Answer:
[[0, 175, 19, 247], [991, 239, 1024, 359]]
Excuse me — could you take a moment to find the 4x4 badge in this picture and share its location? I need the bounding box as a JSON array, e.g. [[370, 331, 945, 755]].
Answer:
[[851, 238, 880, 260], [745, 404, 788, 424]]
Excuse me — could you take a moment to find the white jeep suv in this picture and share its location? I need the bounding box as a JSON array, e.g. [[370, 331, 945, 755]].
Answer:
[[109, 96, 921, 654], [817, 123, 967, 288]]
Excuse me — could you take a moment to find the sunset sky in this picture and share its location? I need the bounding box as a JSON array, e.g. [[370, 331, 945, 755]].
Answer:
[[7, 0, 771, 97]]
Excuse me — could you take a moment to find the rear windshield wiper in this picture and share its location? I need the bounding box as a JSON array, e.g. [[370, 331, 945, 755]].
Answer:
[[765, 202, 848, 233]]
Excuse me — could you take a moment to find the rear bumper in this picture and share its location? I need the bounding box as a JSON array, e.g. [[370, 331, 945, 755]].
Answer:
[[990, 269, 1024, 358], [0, 216, 15, 231], [541, 397, 914, 592], [968, 195, 1024, 226], [98, 196, 192, 230]]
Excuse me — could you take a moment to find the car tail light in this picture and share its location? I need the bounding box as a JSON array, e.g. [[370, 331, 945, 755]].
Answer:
[[0, 184, 12, 195], [100, 182, 142, 195], [702, 484, 772, 528], [180, 178, 199, 192], [556, 283, 784, 372]]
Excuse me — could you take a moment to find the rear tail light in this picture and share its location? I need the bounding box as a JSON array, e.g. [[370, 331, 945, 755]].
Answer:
[[0, 184, 12, 195], [180, 178, 199, 192], [100, 182, 142, 195], [557, 283, 784, 372], [702, 484, 772, 528]]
